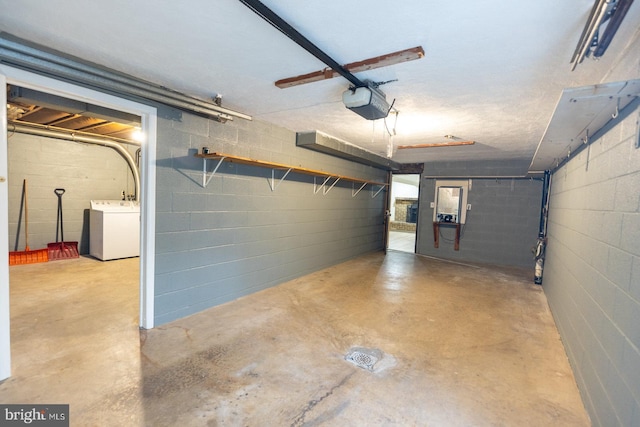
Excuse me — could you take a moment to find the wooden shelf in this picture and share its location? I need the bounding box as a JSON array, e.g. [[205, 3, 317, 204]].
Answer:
[[195, 152, 387, 196]]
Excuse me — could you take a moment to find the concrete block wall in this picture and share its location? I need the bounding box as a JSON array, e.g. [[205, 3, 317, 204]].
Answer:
[[7, 132, 136, 254], [416, 161, 542, 268], [153, 107, 387, 325], [543, 107, 640, 426]]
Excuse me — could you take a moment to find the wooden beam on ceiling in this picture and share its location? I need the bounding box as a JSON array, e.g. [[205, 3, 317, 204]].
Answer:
[[275, 46, 425, 89], [397, 140, 475, 149]]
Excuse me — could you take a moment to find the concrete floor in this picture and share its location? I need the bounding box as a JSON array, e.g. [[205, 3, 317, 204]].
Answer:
[[388, 230, 416, 253], [1, 252, 590, 426]]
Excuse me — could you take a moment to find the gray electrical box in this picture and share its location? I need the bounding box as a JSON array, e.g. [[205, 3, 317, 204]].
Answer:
[[436, 186, 462, 223]]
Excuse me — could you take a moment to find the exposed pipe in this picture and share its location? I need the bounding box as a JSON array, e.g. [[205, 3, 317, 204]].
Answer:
[[423, 175, 544, 180], [9, 120, 142, 147], [7, 121, 140, 201], [537, 171, 551, 237], [534, 171, 551, 285], [0, 33, 252, 122]]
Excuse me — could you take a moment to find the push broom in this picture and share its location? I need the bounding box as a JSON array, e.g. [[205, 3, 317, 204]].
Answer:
[[9, 179, 48, 265]]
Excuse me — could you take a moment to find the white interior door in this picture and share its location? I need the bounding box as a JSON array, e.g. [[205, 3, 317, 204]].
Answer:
[[0, 74, 11, 380], [0, 66, 157, 380]]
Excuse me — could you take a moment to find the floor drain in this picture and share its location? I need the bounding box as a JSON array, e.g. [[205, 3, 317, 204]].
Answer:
[[345, 348, 380, 371]]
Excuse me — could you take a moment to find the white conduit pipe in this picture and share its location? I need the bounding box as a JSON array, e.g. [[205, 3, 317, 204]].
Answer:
[[8, 122, 141, 201], [0, 34, 252, 122]]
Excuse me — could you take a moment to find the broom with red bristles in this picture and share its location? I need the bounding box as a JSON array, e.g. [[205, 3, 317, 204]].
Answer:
[[9, 179, 48, 265]]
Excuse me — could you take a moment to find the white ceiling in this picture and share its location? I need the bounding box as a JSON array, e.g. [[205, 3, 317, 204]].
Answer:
[[0, 0, 638, 166]]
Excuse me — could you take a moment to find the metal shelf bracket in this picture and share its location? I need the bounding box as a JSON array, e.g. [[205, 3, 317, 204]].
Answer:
[[202, 156, 226, 187], [314, 176, 331, 194], [196, 153, 387, 195], [269, 168, 292, 191], [352, 182, 368, 197], [372, 185, 385, 198], [314, 176, 340, 195], [324, 177, 340, 195]]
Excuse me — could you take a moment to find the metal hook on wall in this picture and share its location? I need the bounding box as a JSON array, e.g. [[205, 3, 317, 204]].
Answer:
[[612, 98, 620, 119]]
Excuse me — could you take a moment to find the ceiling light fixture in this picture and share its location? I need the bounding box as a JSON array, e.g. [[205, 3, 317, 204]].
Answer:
[[132, 128, 145, 142]]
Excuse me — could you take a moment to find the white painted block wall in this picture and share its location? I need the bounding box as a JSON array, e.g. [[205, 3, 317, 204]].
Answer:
[[544, 107, 640, 426], [152, 107, 387, 325], [417, 160, 543, 268]]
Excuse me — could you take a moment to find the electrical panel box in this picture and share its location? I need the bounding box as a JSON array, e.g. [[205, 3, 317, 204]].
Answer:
[[436, 186, 462, 223]]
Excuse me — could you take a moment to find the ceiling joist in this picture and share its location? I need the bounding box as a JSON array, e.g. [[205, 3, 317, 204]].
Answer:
[[398, 140, 475, 149], [275, 46, 425, 88]]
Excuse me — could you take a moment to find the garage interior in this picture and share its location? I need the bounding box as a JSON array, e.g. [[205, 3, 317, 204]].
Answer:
[[6, 253, 589, 426], [0, 0, 639, 426]]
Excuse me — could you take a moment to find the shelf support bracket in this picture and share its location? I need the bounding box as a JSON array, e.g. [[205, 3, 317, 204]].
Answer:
[[323, 177, 340, 195], [202, 156, 226, 187], [352, 182, 368, 197], [269, 168, 292, 191], [314, 176, 332, 194], [372, 184, 385, 198]]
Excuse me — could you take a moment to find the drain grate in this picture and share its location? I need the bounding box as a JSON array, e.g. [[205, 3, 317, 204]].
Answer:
[[345, 349, 379, 371]]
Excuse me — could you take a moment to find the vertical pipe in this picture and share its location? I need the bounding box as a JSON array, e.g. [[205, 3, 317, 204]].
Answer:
[[534, 170, 551, 284], [383, 171, 392, 252], [538, 171, 551, 235]]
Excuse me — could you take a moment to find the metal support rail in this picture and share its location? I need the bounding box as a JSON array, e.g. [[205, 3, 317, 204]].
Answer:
[[195, 152, 387, 197]]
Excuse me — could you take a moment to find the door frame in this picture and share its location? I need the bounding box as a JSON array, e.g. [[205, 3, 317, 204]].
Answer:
[[0, 65, 157, 380], [386, 172, 421, 253]]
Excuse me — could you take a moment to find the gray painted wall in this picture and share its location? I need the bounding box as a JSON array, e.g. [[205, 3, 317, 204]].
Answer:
[[153, 107, 387, 325], [416, 160, 542, 268], [543, 107, 640, 426], [7, 132, 137, 254]]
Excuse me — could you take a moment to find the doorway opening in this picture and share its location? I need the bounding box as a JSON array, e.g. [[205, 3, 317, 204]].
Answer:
[[1, 66, 157, 380], [387, 174, 420, 253], [7, 84, 143, 259]]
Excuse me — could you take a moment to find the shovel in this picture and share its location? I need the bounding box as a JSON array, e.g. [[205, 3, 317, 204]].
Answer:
[[47, 188, 79, 260]]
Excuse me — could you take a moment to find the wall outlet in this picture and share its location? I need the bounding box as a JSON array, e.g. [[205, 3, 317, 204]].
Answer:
[[430, 202, 435, 208], [467, 204, 472, 210]]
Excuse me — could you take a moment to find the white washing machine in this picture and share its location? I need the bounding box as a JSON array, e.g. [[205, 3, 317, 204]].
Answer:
[[90, 200, 140, 261]]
